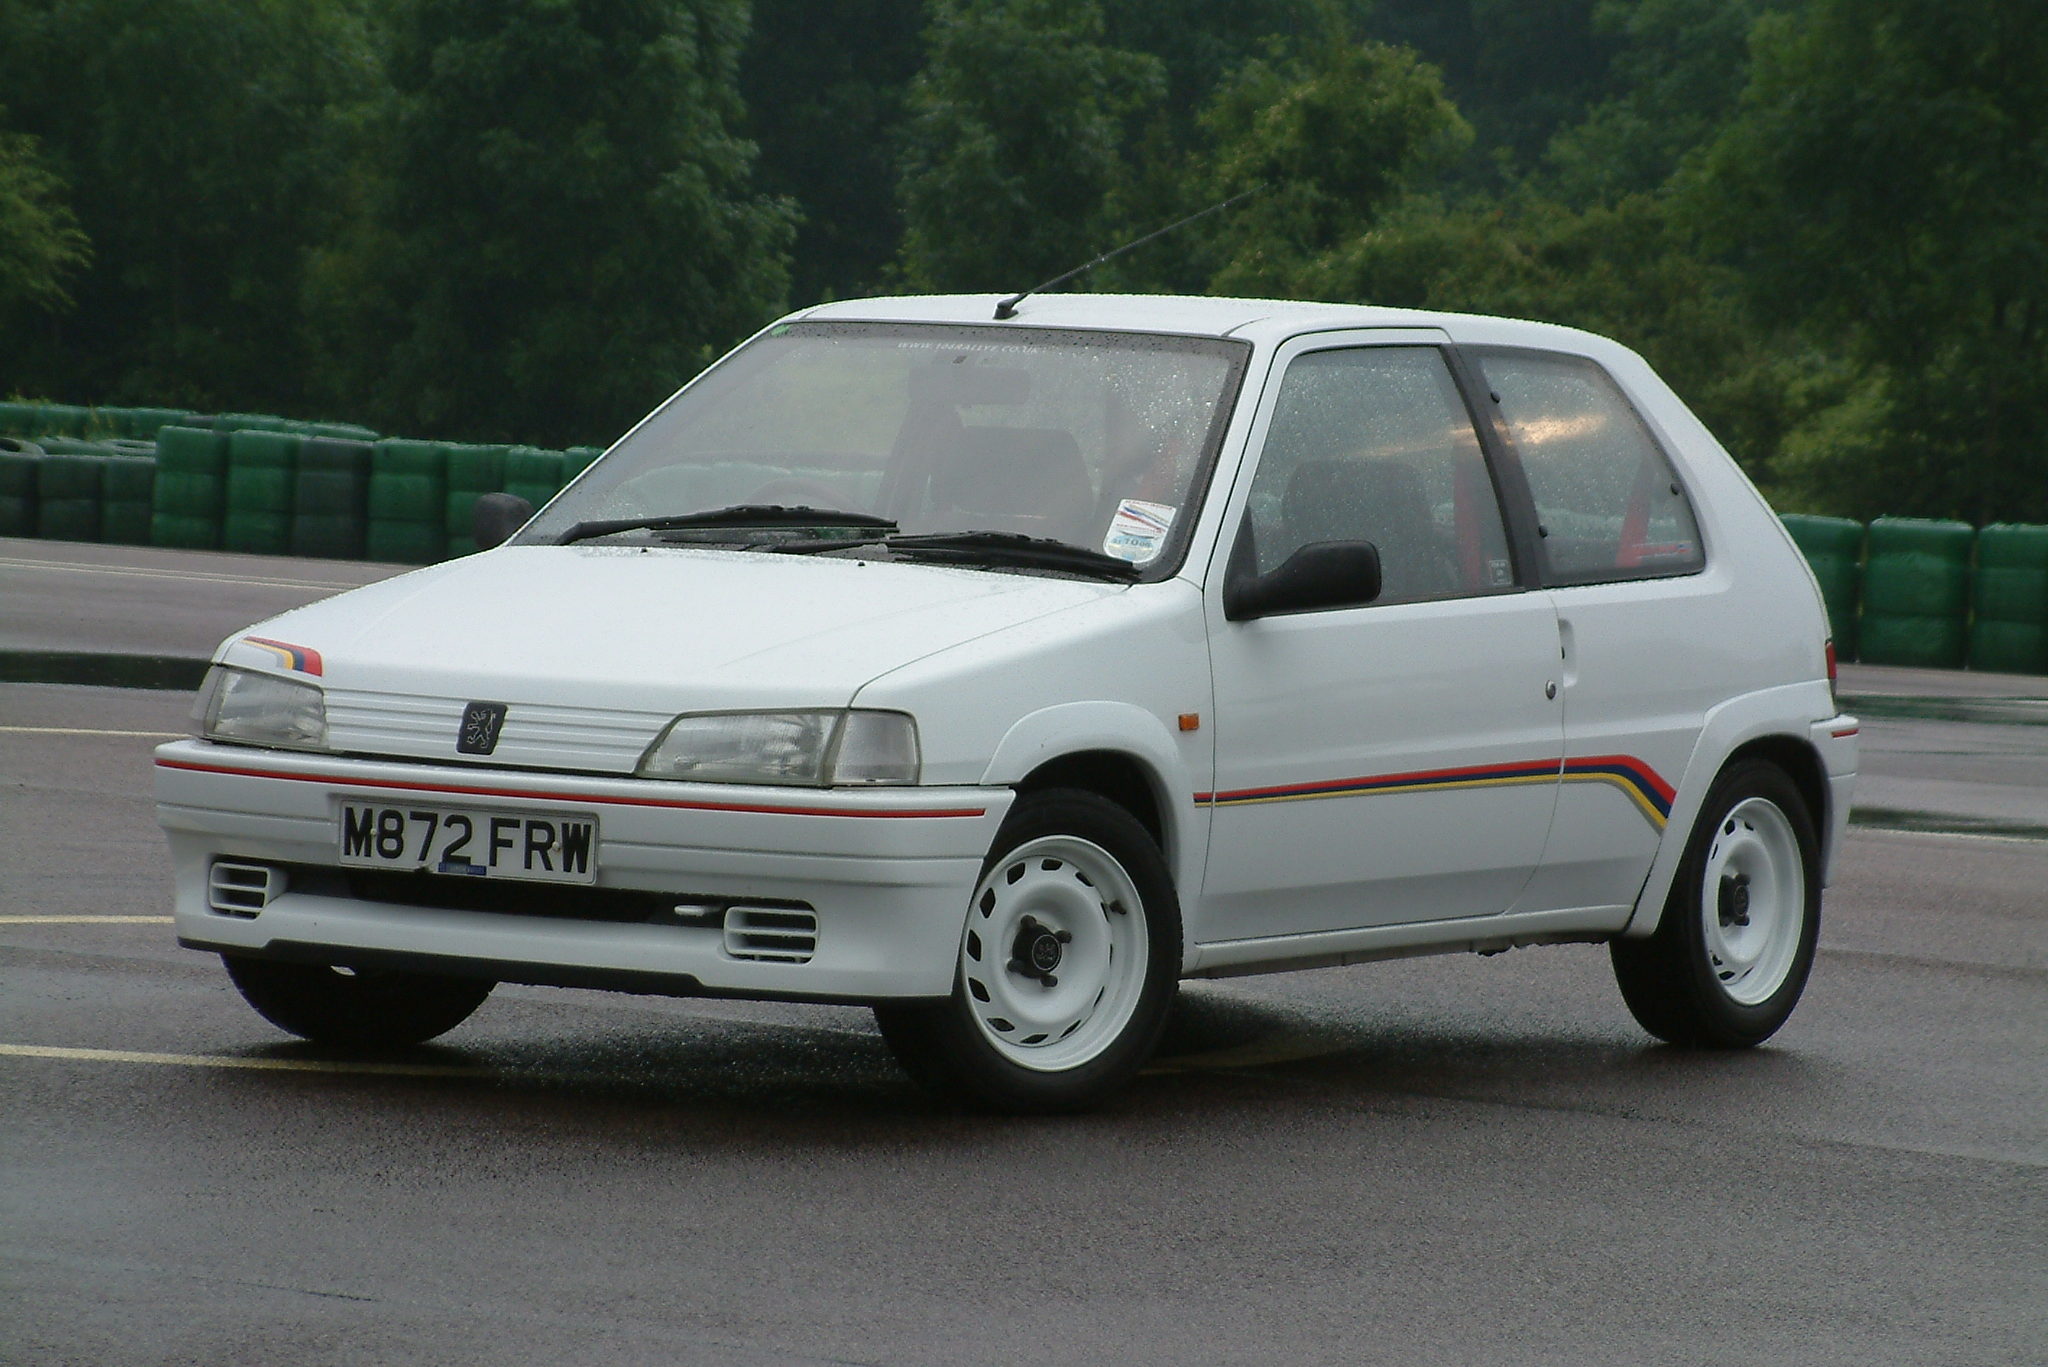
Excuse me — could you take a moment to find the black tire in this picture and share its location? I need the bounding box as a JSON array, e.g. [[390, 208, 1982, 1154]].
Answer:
[[1611, 758, 1820, 1047], [874, 788, 1182, 1113], [223, 955, 493, 1048]]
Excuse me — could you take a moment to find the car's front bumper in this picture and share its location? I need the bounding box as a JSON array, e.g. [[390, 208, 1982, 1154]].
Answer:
[[155, 739, 1012, 1002]]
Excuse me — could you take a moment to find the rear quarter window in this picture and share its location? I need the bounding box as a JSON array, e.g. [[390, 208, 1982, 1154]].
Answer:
[[1475, 349, 1705, 585]]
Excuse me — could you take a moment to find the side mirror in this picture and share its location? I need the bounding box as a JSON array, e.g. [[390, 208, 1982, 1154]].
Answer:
[[472, 492, 536, 550], [1224, 540, 1382, 621]]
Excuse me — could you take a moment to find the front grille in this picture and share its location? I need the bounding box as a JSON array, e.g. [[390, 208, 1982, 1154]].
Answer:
[[209, 861, 285, 917]]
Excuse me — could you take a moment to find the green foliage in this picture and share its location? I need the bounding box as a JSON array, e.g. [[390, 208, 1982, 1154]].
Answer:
[[313, 0, 796, 446], [0, 117, 89, 316], [1202, 31, 1470, 296], [1693, 0, 2048, 522], [896, 0, 1166, 292], [0, 0, 377, 411], [1543, 0, 1785, 203], [740, 0, 924, 304]]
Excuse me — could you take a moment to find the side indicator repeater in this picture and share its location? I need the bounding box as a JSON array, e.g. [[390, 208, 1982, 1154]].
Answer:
[[1178, 713, 1201, 732]]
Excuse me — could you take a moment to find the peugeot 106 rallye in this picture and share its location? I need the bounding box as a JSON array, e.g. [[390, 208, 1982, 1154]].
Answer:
[[156, 293, 1858, 1111]]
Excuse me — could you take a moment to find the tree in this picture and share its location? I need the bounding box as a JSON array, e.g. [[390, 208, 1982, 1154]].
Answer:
[[1201, 28, 1470, 296], [0, 0, 375, 409], [316, 0, 796, 445], [740, 0, 924, 305], [1693, 0, 2048, 522], [0, 118, 89, 324], [895, 0, 1165, 292]]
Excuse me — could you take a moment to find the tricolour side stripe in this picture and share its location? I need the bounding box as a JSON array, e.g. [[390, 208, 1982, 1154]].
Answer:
[[1197, 753, 1671, 830], [154, 757, 987, 820]]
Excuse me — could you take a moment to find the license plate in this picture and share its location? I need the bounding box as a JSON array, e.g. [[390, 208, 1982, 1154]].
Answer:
[[338, 801, 598, 885]]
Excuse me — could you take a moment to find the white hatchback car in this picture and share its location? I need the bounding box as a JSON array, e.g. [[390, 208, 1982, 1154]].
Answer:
[[156, 294, 1857, 1111]]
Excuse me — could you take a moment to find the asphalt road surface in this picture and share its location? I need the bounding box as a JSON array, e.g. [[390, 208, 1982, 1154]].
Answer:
[[2, 539, 2042, 1366]]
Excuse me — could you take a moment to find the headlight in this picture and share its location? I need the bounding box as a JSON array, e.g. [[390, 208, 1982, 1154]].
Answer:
[[191, 666, 328, 751], [636, 709, 920, 786]]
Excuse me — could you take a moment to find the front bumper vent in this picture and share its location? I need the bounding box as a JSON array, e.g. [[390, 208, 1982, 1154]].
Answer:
[[209, 861, 285, 917], [723, 906, 818, 963]]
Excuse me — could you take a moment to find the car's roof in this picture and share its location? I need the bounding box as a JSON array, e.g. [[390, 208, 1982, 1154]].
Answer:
[[796, 293, 1618, 356]]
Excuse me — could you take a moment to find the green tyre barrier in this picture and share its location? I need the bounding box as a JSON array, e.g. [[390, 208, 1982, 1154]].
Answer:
[[0, 446, 39, 536], [502, 446, 567, 510], [442, 443, 508, 556], [1969, 523, 2048, 674], [1780, 514, 1864, 657], [152, 470, 224, 518], [564, 446, 603, 480], [366, 520, 445, 563], [292, 439, 373, 559], [30, 404, 91, 438], [35, 451, 108, 542], [225, 430, 301, 553], [223, 510, 291, 555], [1860, 517, 1973, 668], [151, 512, 220, 550], [100, 457, 157, 545], [0, 401, 39, 435], [156, 427, 229, 475], [39, 437, 115, 456]]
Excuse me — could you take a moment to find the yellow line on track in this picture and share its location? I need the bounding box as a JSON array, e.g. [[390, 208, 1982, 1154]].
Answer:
[[0, 1042, 488, 1077], [0, 726, 184, 739], [0, 915, 174, 924]]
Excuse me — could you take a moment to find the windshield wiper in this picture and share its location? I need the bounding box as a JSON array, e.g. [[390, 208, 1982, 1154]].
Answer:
[[880, 531, 1141, 581], [556, 505, 897, 545]]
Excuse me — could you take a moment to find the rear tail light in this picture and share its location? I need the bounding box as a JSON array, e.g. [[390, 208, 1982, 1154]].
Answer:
[[1825, 639, 1838, 707]]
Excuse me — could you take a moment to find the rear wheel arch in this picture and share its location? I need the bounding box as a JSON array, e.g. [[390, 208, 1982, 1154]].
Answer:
[[1722, 736, 1830, 873]]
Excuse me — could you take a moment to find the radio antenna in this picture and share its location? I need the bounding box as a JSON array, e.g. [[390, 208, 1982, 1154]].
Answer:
[[992, 185, 1263, 320]]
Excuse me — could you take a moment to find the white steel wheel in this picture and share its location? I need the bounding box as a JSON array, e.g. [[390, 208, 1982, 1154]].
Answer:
[[1698, 797, 1804, 1006], [1611, 758, 1821, 1048], [959, 834, 1149, 1072], [873, 788, 1182, 1113]]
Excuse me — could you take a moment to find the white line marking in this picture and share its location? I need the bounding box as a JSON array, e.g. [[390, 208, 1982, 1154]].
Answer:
[[0, 1042, 487, 1077], [0, 915, 174, 924], [0, 555, 368, 591], [0, 726, 184, 738]]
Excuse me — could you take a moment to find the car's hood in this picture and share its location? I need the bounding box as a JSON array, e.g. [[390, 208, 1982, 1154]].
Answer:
[[222, 545, 1121, 712]]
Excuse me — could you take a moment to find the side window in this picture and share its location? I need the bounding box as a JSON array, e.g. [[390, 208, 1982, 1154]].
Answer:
[[1243, 346, 1515, 605], [1475, 349, 1705, 583]]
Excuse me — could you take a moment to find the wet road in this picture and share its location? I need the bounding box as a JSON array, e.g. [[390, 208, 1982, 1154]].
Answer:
[[1, 540, 2042, 1366]]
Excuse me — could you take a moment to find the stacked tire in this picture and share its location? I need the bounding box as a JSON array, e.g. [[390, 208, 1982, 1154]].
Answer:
[[152, 426, 230, 549], [502, 446, 567, 512], [1968, 524, 2048, 675], [1779, 515, 1865, 659], [1858, 517, 1973, 668], [224, 430, 301, 554], [292, 438, 374, 560], [0, 437, 41, 536], [101, 451, 156, 544], [34, 446, 108, 542], [367, 439, 446, 563], [442, 444, 508, 558]]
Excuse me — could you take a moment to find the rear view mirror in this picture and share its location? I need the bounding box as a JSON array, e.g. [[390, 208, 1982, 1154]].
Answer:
[[1224, 540, 1382, 621], [473, 492, 536, 550]]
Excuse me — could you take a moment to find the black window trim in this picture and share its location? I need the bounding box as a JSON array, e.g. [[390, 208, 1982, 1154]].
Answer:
[[1222, 338, 1540, 616], [1451, 343, 1709, 591]]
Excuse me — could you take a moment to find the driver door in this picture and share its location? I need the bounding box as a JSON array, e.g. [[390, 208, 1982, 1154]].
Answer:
[[1199, 336, 1564, 943]]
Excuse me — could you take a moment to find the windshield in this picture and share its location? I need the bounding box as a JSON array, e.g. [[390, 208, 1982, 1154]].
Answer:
[[519, 321, 1252, 579]]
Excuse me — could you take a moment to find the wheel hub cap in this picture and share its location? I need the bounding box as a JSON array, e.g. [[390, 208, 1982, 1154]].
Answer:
[[958, 834, 1150, 1072]]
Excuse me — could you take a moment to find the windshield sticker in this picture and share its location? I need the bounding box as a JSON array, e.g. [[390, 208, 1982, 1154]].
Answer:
[[1103, 499, 1176, 565]]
